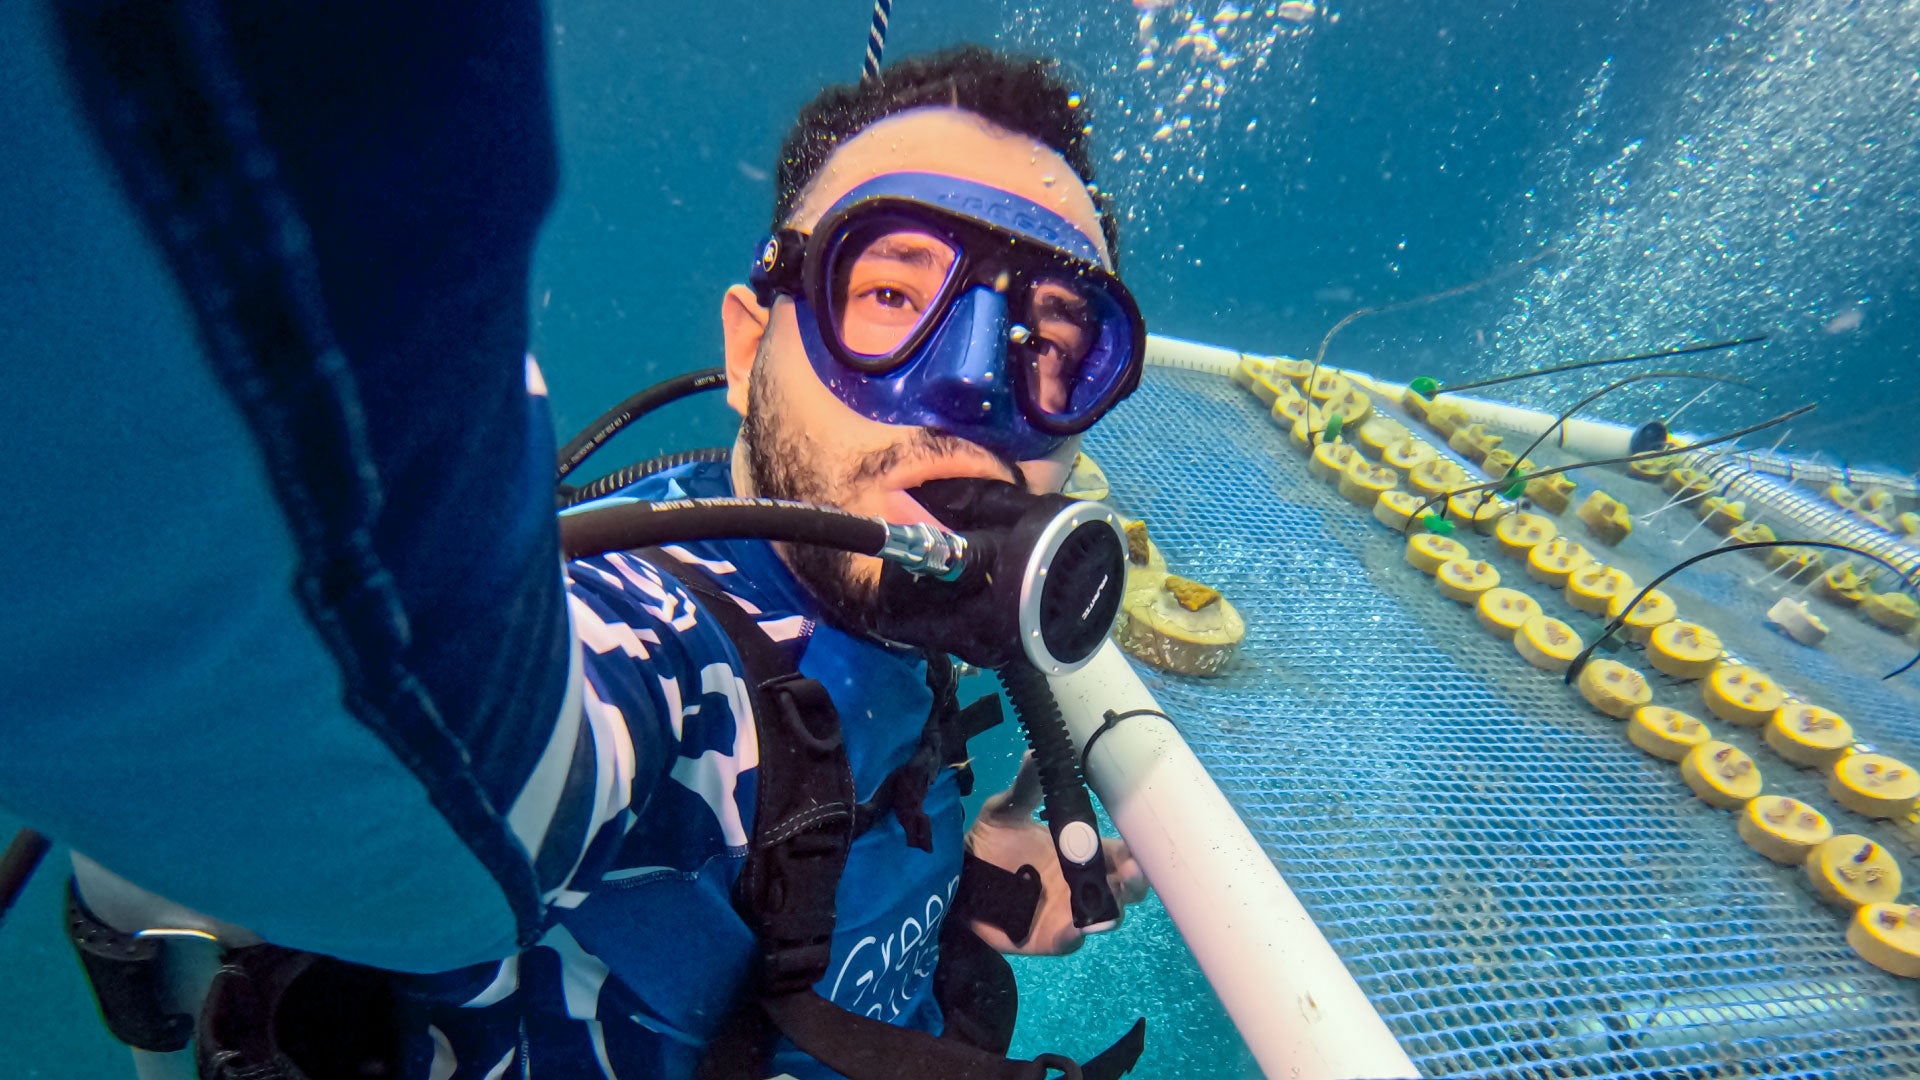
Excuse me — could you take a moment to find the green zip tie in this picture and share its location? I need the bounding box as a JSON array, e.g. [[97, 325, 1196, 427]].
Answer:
[[1420, 514, 1454, 535], [1409, 375, 1440, 397], [1322, 414, 1344, 444]]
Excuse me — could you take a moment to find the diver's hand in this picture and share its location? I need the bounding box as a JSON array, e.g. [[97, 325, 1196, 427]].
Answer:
[[962, 752, 1150, 956]]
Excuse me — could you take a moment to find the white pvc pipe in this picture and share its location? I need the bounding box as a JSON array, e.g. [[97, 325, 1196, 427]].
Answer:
[[1054, 642, 1421, 1080], [1142, 333, 1242, 376], [1146, 333, 1646, 459]]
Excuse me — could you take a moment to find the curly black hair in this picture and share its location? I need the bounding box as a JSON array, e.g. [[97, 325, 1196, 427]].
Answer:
[[772, 45, 1120, 267]]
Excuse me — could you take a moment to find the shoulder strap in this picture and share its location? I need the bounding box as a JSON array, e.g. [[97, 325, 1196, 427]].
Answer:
[[648, 552, 1143, 1080]]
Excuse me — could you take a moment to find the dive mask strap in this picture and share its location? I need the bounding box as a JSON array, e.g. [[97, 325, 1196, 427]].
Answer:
[[749, 228, 808, 308]]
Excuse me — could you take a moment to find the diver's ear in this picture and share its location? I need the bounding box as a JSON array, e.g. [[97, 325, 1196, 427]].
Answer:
[[721, 284, 769, 416]]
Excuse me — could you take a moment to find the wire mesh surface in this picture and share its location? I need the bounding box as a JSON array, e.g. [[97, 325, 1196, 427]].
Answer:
[[1080, 365, 1920, 1078]]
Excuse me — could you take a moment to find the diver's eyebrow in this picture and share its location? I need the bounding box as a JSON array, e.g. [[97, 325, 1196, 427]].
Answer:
[[1031, 287, 1092, 323], [856, 236, 951, 269]]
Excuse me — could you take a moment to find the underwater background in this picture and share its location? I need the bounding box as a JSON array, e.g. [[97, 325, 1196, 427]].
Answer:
[[4, 1, 1917, 1076]]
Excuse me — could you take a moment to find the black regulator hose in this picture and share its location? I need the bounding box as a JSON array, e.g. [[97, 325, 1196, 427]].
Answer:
[[0, 828, 52, 927], [555, 366, 727, 482], [560, 447, 731, 508], [997, 661, 1122, 931], [559, 497, 890, 561]]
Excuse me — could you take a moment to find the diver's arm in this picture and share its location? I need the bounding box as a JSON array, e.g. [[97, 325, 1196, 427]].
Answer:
[[0, 0, 627, 972]]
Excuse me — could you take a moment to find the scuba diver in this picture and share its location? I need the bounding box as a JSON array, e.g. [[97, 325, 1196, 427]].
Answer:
[[1, 1, 1151, 1076]]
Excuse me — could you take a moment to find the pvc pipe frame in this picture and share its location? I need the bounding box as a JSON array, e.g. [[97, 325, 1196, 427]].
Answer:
[[1053, 644, 1421, 1080], [1146, 334, 1644, 457], [1144, 334, 1920, 540], [1064, 334, 1913, 1077]]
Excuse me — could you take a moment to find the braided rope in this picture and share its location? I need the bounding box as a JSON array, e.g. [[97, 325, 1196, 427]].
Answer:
[[861, 0, 892, 83]]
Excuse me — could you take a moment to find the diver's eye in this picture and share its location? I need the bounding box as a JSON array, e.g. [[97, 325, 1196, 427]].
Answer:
[[866, 285, 917, 312], [835, 228, 957, 356], [1024, 336, 1088, 415]]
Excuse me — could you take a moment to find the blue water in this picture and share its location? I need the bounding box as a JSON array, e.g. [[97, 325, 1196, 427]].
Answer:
[[7, 1, 1919, 1076], [540, 0, 1920, 480]]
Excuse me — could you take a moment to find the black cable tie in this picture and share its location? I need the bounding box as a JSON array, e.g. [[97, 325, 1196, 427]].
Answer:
[[1080, 708, 1170, 773]]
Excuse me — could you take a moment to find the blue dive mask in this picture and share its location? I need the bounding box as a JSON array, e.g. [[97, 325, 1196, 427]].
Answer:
[[748, 172, 1146, 463]]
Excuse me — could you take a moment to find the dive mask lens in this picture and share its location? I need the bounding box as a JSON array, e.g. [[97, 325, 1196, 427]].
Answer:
[[1011, 273, 1141, 434], [826, 218, 961, 368]]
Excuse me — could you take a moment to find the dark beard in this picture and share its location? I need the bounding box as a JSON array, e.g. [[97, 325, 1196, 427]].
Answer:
[[741, 354, 882, 637], [740, 347, 1026, 640]]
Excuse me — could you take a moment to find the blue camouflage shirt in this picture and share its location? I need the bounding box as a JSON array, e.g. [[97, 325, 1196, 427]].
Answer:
[[409, 459, 967, 1079]]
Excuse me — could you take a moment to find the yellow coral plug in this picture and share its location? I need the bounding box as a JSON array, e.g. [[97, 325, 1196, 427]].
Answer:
[[1606, 588, 1678, 645], [1435, 558, 1500, 604], [1696, 496, 1748, 535], [1849, 903, 1920, 978], [1424, 397, 1470, 438], [1830, 754, 1920, 820], [1818, 562, 1871, 607], [1322, 386, 1373, 427], [1525, 536, 1593, 588], [1383, 436, 1439, 477], [1627, 706, 1712, 762], [1372, 489, 1424, 531], [1356, 416, 1409, 458], [1445, 490, 1511, 532], [1493, 512, 1557, 560], [1308, 440, 1359, 483], [1446, 423, 1503, 464], [1737, 795, 1833, 865], [1481, 448, 1519, 477], [1763, 546, 1823, 575], [1305, 370, 1353, 403], [1764, 703, 1854, 769], [1647, 621, 1723, 679], [1271, 392, 1310, 430], [1680, 741, 1762, 809], [1701, 665, 1787, 727], [1565, 563, 1634, 615], [1664, 466, 1708, 495], [1807, 836, 1902, 908], [1525, 473, 1578, 514], [1338, 458, 1399, 508], [1575, 490, 1633, 546], [1405, 533, 1469, 574], [1627, 455, 1676, 481], [1576, 658, 1651, 719], [1864, 592, 1920, 634], [1514, 615, 1583, 672], [1408, 457, 1470, 499], [1475, 588, 1542, 640]]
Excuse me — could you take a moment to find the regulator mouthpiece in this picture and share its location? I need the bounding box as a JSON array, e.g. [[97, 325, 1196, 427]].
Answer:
[[873, 479, 1125, 673]]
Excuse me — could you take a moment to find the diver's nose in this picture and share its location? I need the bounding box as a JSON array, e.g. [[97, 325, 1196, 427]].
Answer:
[[919, 286, 1019, 431]]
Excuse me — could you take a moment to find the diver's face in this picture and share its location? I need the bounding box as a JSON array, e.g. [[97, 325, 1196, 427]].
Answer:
[[722, 106, 1112, 631]]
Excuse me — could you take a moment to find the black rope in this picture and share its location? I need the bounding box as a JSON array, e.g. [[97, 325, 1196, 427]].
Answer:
[[1563, 539, 1920, 683], [1399, 403, 1819, 535], [1080, 709, 1169, 773], [1302, 250, 1555, 448], [0, 829, 51, 928], [1435, 334, 1768, 397], [1503, 370, 1754, 472]]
